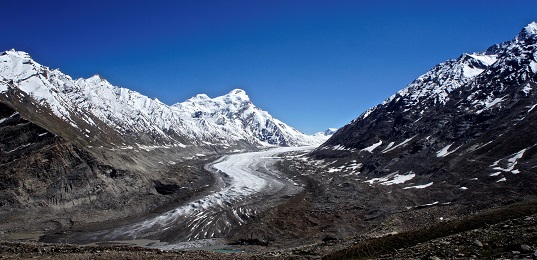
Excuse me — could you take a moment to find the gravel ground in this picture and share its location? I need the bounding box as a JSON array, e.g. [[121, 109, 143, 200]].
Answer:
[[324, 206, 537, 259], [0, 241, 316, 260], [377, 214, 537, 259]]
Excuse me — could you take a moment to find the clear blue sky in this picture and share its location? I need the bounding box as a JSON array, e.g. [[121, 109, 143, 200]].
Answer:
[[2, 0, 536, 134]]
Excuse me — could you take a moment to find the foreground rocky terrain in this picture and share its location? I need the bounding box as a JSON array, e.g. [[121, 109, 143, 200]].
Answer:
[[0, 241, 286, 260], [0, 201, 536, 259]]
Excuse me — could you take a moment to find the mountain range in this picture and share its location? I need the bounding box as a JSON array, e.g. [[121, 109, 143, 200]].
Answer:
[[0, 52, 325, 150], [1, 20, 537, 258], [0, 48, 332, 232]]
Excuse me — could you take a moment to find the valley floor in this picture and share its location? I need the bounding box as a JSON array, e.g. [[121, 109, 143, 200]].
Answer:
[[1, 206, 536, 259], [23, 147, 316, 247], [85, 146, 315, 244], [1, 147, 537, 259]]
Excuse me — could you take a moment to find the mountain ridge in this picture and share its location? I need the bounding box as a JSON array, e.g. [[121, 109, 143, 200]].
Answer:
[[0, 50, 322, 149], [308, 22, 537, 212], [0, 49, 325, 232], [322, 22, 537, 150]]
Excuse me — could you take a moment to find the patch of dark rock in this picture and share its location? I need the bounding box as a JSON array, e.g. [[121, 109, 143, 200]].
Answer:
[[322, 236, 338, 243], [96, 165, 121, 178], [229, 238, 269, 246], [153, 180, 180, 195]]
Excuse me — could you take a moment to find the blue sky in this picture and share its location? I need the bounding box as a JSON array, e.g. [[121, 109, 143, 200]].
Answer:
[[2, 1, 536, 134]]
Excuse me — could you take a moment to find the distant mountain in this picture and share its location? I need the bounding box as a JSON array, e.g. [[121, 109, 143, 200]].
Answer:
[[312, 128, 338, 143], [171, 88, 321, 147], [0, 51, 320, 149], [313, 128, 338, 137], [312, 22, 537, 204]]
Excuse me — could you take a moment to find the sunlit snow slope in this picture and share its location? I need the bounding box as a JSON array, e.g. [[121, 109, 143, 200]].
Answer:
[[0, 51, 320, 149]]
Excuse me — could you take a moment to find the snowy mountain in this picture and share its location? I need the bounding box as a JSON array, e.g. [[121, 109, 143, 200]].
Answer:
[[172, 89, 321, 147], [0, 51, 320, 149], [314, 128, 338, 137], [0, 48, 322, 232], [312, 22, 537, 206], [312, 128, 338, 143]]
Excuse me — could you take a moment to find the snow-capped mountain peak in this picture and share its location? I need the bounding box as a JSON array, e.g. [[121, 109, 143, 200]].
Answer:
[[353, 22, 537, 124], [227, 88, 249, 98], [516, 21, 537, 41], [314, 128, 338, 137], [178, 88, 251, 108], [87, 73, 107, 81], [173, 88, 320, 146], [0, 50, 42, 85], [175, 89, 252, 114], [3, 49, 30, 59], [311, 128, 338, 144], [369, 51, 499, 119], [187, 93, 210, 101], [0, 50, 321, 148], [217, 88, 251, 105]]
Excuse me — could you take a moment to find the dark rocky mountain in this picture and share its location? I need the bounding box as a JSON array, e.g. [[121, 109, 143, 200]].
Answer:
[[312, 22, 537, 207]]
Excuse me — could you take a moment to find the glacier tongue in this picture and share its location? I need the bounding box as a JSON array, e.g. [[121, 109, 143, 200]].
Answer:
[[0, 50, 321, 149]]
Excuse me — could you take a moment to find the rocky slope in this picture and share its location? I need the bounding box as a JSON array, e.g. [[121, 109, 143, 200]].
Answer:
[[0, 100, 215, 233], [312, 22, 537, 207]]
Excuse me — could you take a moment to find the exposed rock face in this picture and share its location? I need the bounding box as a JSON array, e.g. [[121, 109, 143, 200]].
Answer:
[[0, 102, 103, 208], [0, 102, 115, 227]]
